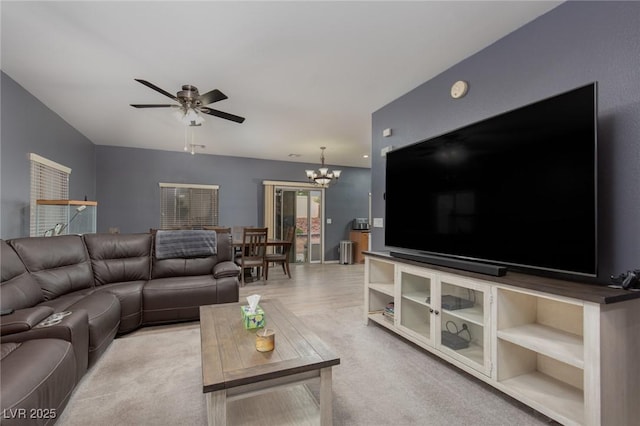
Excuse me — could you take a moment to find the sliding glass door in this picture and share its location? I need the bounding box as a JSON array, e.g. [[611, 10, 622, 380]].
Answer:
[[274, 187, 323, 263]]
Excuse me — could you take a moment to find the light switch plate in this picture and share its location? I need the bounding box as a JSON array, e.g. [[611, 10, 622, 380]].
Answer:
[[373, 218, 384, 228]]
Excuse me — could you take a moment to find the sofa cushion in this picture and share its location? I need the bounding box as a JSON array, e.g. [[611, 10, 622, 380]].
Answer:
[[1, 339, 76, 426], [142, 275, 218, 324], [0, 240, 44, 310], [38, 288, 94, 312], [65, 291, 120, 366], [93, 281, 145, 334], [215, 276, 240, 304], [84, 233, 152, 285], [41, 290, 120, 366], [10, 236, 94, 300], [151, 256, 217, 279]]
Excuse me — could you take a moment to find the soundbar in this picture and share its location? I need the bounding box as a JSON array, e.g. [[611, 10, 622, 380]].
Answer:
[[390, 251, 507, 277]]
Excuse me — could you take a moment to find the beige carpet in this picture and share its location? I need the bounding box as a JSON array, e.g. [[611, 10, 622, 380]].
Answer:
[[57, 305, 554, 425]]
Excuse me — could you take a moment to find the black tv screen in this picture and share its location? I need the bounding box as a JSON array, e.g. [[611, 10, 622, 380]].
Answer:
[[385, 83, 597, 277]]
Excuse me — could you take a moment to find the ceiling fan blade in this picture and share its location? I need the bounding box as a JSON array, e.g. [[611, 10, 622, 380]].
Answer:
[[130, 104, 176, 108], [200, 107, 245, 123], [198, 89, 228, 105], [134, 79, 178, 101]]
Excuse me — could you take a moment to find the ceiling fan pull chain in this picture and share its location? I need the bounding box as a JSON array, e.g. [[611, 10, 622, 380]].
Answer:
[[183, 126, 189, 152]]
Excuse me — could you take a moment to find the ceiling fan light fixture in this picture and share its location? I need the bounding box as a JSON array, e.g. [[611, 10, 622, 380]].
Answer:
[[178, 107, 204, 126]]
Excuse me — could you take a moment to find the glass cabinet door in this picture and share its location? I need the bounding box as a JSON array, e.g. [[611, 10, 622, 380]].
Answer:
[[398, 267, 436, 344], [437, 275, 491, 375]]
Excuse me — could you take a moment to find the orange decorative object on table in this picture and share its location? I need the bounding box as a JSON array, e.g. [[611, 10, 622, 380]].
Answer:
[[255, 328, 275, 352]]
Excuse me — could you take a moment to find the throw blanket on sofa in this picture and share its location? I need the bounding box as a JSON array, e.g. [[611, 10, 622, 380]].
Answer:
[[155, 230, 217, 260]]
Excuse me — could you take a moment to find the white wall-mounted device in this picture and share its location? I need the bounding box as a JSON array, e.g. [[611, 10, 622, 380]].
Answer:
[[451, 80, 469, 99]]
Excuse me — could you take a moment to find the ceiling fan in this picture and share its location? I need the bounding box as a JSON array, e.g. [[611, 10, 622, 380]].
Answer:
[[130, 79, 245, 125]]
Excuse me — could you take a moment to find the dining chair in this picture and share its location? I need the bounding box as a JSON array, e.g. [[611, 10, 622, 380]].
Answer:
[[265, 226, 295, 280], [234, 227, 268, 286]]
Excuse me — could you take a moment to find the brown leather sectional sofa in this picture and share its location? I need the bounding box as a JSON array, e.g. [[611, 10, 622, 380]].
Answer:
[[0, 231, 240, 425]]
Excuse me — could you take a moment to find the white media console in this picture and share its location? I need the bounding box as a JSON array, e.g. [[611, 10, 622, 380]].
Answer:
[[364, 252, 640, 426]]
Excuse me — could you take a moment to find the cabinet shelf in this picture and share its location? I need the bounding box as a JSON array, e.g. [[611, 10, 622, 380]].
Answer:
[[368, 312, 395, 330], [441, 305, 484, 326], [440, 340, 484, 366], [497, 324, 583, 369], [370, 283, 394, 297], [402, 291, 431, 306], [403, 319, 430, 340], [367, 258, 395, 287], [499, 371, 584, 425]]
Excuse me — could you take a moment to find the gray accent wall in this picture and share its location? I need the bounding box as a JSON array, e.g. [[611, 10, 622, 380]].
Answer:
[[95, 146, 370, 261], [1, 72, 96, 239], [371, 2, 640, 283]]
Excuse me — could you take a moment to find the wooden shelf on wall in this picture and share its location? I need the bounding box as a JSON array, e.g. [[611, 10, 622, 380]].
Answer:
[[37, 199, 98, 206]]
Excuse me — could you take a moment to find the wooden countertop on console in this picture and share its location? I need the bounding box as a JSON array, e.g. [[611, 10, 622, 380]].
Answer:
[[364, 251, 640, 305]]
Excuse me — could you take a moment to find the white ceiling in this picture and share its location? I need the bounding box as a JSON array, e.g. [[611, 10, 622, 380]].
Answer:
[[1, 1, 561, 168]]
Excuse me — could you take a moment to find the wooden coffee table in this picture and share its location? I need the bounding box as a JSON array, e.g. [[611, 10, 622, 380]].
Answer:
[[200, 300, 340, 425]]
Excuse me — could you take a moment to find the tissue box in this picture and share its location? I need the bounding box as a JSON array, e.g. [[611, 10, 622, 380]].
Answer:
[[241, 305, 265, 329]]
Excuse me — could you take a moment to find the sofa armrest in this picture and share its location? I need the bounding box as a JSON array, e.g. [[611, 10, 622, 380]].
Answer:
[[1, 310, 90, 381], [213, 261, 241, 279], [0, 306, 55, 335]]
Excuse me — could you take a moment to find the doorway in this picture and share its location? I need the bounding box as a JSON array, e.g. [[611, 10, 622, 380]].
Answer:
[[274, 187, 323, 264]]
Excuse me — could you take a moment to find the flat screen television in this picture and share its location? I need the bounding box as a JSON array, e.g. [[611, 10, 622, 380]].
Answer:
[[385, 82, 597, 277]]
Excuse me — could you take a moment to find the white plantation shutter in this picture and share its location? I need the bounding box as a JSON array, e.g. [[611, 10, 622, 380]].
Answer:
[[30, 154, 71, 237], [159, 183, 219, 228]]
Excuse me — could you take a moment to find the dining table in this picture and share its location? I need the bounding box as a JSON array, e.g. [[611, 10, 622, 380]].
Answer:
[[232, 238, 291, 248], [230, 228, 291, 249], [231, 233, 291, 282]]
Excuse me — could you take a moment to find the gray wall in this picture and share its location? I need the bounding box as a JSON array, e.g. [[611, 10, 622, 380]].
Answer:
[[96, 145, 370, 260], [1, 72, 97, 239], [0, 71, 370, 260], [371, 1, 640, 283]]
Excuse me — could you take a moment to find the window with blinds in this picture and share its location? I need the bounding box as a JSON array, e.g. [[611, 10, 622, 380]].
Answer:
[[159, 183, 219, 229], [30, 154, 71, 237]]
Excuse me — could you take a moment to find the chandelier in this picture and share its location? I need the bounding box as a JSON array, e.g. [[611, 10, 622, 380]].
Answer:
[[305, 147, 341, 186]]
